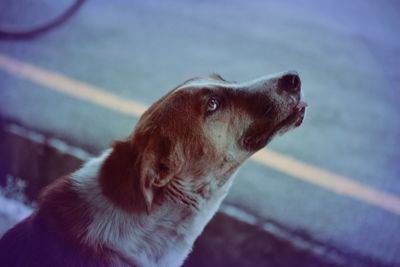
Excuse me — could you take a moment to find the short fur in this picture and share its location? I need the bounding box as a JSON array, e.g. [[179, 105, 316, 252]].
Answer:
[[0, 72, 306, 267]]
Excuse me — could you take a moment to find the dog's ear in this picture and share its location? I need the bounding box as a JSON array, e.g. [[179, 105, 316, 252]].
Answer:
[[100, 140, 146, 212], [139, 136, 175, 214]]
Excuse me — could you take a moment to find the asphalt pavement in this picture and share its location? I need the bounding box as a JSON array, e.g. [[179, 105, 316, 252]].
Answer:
[[0, 0, 399, 266]]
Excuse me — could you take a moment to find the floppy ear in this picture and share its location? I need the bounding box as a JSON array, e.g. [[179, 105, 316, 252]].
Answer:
[[139, 136, 175, 214], [100, 140, 145, 213]]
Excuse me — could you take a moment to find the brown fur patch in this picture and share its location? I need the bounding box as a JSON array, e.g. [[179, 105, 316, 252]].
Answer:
[[99, 140, 148, 213], [38, 176, 92, 242]]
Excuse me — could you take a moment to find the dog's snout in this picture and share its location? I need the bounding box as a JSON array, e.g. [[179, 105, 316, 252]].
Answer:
[[279, 73, 301, 93]]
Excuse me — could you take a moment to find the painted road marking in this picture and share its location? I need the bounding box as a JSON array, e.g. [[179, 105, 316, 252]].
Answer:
[[1, 53, 400, 216], [0, 55, 147, 117]]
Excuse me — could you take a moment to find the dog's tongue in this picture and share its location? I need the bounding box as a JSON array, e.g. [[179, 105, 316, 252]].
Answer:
[[297, 100, 308, 109]]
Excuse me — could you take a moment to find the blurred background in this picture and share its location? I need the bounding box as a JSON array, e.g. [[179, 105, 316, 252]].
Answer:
[[0, 0, 399, 266]]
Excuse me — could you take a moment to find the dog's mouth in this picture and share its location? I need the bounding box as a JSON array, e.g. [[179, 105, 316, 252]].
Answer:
[[240, 99, 307, 151], [275, 99, 308, 130]]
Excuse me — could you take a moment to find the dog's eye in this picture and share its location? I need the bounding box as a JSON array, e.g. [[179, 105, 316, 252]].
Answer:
[[207, 98, 219, 112]]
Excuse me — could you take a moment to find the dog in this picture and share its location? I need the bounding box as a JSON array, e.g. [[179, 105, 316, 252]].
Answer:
[[0, 72, 307, 267]]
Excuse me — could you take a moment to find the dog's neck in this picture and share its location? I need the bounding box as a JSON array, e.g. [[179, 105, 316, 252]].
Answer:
[[70, 150, 234, 267]]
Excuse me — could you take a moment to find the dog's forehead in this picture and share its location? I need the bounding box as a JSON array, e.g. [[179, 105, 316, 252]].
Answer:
[[169, 77, 272, 114], [175, 74, 278, 92]]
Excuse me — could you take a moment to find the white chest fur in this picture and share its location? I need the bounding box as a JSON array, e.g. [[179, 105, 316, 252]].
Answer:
[[72, 151, 236, 267]]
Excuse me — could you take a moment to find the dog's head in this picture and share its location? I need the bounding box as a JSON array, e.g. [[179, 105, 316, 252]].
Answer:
[[101, 72, 307, 213]]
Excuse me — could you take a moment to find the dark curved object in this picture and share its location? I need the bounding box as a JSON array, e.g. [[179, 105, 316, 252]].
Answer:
[[0, 0, 85, 40]]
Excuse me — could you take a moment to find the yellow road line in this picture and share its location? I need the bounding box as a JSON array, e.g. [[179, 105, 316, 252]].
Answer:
[[1, 53, 399, 216], [0, 55, 147, 117], [252, 150, 400, 215]]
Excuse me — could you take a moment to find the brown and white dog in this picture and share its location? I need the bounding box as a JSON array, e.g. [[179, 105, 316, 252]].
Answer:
[[0, 72, 307, 267]]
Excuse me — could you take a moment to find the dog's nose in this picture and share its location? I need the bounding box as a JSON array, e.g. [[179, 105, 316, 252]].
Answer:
[[278, 72, 301, 93]]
